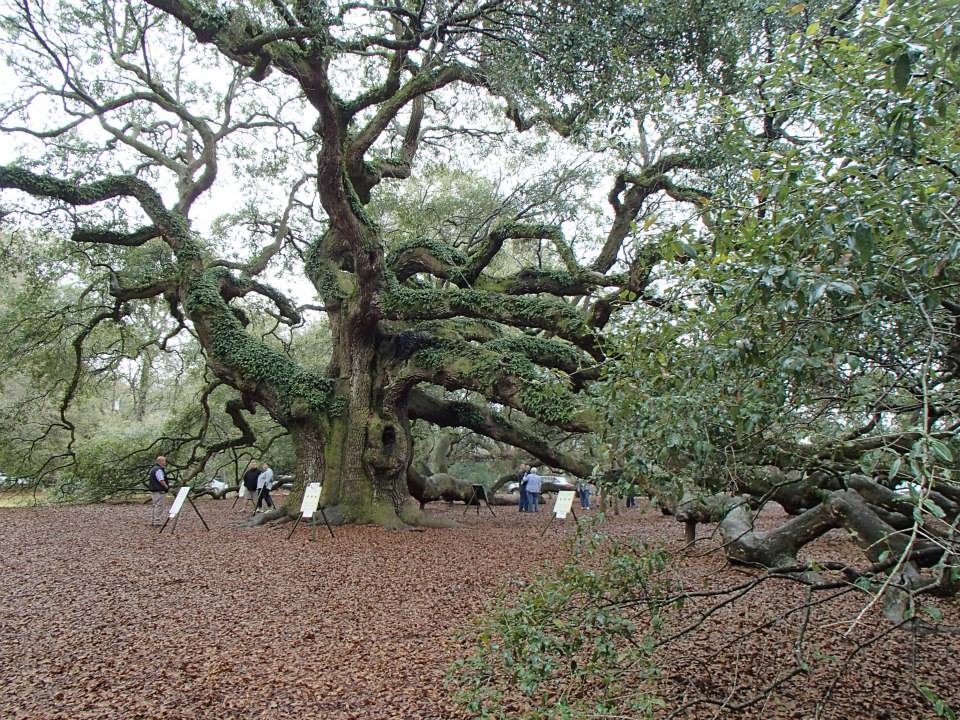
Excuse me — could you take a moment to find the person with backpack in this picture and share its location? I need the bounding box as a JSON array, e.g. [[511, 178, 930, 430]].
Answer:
[[147, 455, 169, 526], [242, 461, 261, 508]]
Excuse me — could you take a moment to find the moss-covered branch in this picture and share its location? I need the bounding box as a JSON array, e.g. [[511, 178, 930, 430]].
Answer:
[[398, 336, 595, 432], [386, 237, 469, 283], [463, 221, 563, 283], [184, 268, 341, 421], [73, 225, 159, 246], [0, 165, 188, 248], [472, 266, 625, 296], [347, 63, 476, 167], [387, 320, 599, 383], [407, 389, 594, 477], [593, 154, 710, 274], [386, 231, 622, 299], [380, 281, 603, 359], [221, 274, 302, 326], [108, 275, 172, 303]]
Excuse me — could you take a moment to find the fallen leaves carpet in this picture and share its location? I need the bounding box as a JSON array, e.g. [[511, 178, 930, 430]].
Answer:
[[0, 498, 957, 719]]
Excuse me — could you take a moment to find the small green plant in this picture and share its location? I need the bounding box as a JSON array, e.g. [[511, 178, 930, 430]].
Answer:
[[448, 526, 674, 719], [921, 686, 957, 720]]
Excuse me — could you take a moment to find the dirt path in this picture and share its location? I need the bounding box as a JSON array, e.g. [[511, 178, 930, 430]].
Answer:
[[0, 498, 957, 719]]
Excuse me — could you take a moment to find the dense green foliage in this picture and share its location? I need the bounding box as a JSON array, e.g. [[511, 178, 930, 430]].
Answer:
[[450, 527, 672, 719], [598, 0, 960, 496]]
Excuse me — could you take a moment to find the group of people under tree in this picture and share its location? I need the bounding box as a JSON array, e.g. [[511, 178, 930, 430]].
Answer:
[[515, 464, 599, 513], [148, 452, 626, 526], [145, 455, 275, 525], [242, 462, 275, 512], [147, 452, 637, 525], [514, 461, 637, 514], [517, 465, 540, 513]]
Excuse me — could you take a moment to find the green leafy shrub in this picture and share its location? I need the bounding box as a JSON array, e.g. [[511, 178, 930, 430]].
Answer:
[[449, 526, 675, 719]]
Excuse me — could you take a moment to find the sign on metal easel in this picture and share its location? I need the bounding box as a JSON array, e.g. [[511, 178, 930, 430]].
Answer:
[[540, 490, 578, 536], [462, 484, 496, 517], [286, 482, 334, 541], [159, 486, 210, 535]]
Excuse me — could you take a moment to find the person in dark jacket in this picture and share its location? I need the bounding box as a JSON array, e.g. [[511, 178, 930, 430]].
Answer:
[[147, 456, 169, 526], [517, 464, 530, 512], [242, 461, 261, 509]]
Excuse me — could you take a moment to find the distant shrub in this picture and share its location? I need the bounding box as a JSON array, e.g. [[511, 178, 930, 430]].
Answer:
[[56, 428, 163, 502]]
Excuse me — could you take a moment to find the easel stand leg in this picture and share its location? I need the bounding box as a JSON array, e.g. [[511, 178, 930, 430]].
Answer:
[[158, 516, 170, 534], [463, 488, 477, 515], [540, 514, 557, 537], [231, 491, 241, 510], [318, 506, 335, 538], [251, 488, 263, 516], [484, 497, 496, 517], [286, 512, 304, 540], [189, 498, 210, 531]]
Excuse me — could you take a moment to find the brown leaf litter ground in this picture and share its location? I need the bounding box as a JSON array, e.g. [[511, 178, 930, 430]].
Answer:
[[1, 495, 957, 719]]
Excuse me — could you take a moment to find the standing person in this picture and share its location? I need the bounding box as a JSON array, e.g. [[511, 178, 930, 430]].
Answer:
[[524, 467, 542, 512], [242, 461, 260, 508], [578, 481, 592, 510], [517, 463, 530, 512], [256, 461, 275, 511], [147, 455, 169, 527]]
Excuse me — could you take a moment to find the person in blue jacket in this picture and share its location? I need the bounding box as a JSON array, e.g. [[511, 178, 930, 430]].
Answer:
[[524, 467, 542, 512]]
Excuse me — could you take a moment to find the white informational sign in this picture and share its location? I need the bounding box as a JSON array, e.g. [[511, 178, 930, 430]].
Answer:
[[300, 483, 323, 518], [168, 486, 191, 518], [553, 490, 575, 519]]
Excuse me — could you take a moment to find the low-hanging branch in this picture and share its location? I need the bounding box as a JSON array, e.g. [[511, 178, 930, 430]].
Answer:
[[407, 388, 595, 478], [399, 336, 596, 433]]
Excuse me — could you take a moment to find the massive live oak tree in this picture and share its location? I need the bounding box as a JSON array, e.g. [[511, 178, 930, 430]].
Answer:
[[0, 0, 726, 524]]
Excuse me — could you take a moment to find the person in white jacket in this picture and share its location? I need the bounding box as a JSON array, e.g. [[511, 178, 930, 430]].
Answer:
[[256, 461, 275, 512]]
